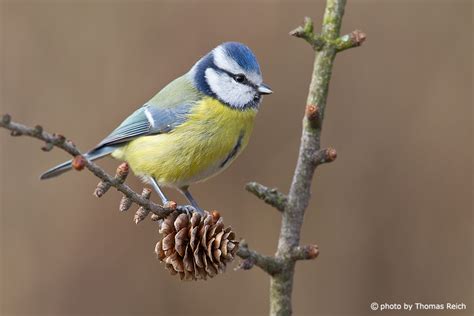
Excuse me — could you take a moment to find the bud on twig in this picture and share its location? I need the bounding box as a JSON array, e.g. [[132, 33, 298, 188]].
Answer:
[[164, 201, 177, 211], [72, 155, 86, 171], [335, 29, 367, 52], [289, 17, 325, 51], [350, 29, 366, 46], [314, 147, 337, 165], [115, 162, 129, 183], [41, 142, 54, 152], [291, 244, 319, 261], [324, 147, 337, 163], [134, 188, 152, 224], [33, 125, 43, 136], [53, 134, 66, 144], [306, 104, 321, 128], [119, 195, 133, 212], [1, 114, 11, 125], [94, 181, 111, 198]]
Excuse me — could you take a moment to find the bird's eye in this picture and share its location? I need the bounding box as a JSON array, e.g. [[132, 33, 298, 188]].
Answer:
[[233, 74, 246, 83]]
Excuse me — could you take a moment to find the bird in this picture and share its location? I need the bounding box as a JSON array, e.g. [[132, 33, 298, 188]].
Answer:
[[40, 42, 272, 214]]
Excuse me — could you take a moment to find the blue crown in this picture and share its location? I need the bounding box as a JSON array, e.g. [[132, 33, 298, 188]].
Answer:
[[220, 42, 261, 74]]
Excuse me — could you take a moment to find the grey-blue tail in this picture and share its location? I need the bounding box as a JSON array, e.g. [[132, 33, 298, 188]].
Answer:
[[40, 146, 116, 180]]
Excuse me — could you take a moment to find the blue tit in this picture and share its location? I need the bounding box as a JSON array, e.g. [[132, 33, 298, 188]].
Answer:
[[40, 42, 272, 213]]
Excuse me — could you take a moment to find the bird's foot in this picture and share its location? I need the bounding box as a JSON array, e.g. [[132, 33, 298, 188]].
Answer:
[[176, 204, 204, 216]]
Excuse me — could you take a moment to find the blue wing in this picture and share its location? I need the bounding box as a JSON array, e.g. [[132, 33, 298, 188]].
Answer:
[[40, 103, 192, 180], [94, 74, 201, 148], [95, 103, 190, 148]]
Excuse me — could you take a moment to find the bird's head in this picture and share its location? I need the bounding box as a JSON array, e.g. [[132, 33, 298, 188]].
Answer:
[[189, 42, 272, 110]]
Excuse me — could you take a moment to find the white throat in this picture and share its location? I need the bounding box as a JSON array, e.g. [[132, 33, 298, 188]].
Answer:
[[205, 68, 256, 108]]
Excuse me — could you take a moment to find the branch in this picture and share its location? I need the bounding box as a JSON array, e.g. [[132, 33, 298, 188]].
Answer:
[[245, 182, 287, 212], [313, 147, 337, 166], [0, 114, 176, 219], [290, 18, 365, 54], [290, 245, 319, 261], [289, 17, 325, 51], [262, 0, 365, 314], [236, 241, 282, 275], [335, 30, 367, 52]]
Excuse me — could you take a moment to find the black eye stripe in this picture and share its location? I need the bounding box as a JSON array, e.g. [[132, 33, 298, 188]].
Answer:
[[216, 68, 258, 88]]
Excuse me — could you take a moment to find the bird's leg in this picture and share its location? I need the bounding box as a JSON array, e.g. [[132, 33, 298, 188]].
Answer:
[[178, 186, 204, 215], [148, 177, 169, 205]]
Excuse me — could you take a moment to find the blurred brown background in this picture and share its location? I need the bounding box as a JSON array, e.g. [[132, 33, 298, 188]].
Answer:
[[0, 0, 472, 315]]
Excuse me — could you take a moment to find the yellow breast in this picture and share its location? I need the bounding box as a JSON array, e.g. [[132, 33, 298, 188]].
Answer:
[[112, 97, 257, 187]]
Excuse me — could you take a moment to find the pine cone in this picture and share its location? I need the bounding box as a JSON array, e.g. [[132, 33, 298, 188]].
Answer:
[[154, 211, 239, 280]]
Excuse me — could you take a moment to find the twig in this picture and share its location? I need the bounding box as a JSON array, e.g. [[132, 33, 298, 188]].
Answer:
[[245, 182, 287, 212], [335, 30, 367, 52], [0, 115, 176, 219], [289, 17, 325, 51], [134, 188, 152, 224], [290, 245, 319, 261], [236, 241, 282, 275]]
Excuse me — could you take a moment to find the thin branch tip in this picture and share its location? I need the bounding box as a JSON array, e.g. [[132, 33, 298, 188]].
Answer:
[[313, 147, 337, 166], [352, 29, 367, 45], [290, 17, 325, 51], [289, 16, 313, 37], [292, 244, 319, 261], [303, 16, 314, 32], [119, 195, 133, 212], [336, 29, 367, 52], [236, 241, 282, 275], [245, 182, 287, 212], [134, 188, 152, 224], [323, 147, 337, 163], [94, 180, 111, 198]]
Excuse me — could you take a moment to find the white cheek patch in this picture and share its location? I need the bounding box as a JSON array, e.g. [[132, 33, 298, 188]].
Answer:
[[205, 68, 255, 108]]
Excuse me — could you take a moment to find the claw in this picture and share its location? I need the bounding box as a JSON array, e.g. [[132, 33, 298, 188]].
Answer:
[[176, 205, 203, 216]]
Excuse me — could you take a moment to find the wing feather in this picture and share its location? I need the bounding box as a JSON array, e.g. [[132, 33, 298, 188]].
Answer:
[[92, 75, 202, 150], [96, 104, 191, 148]]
